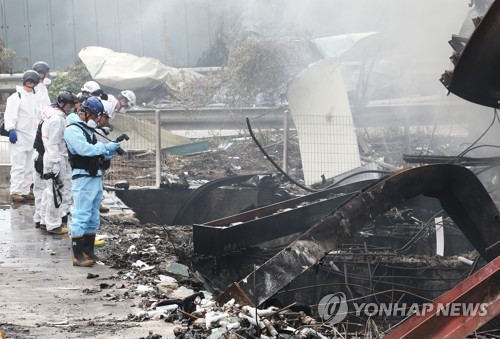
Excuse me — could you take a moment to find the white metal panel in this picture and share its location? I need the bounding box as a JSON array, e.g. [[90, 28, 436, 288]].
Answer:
[[288, 57, 361, 185]]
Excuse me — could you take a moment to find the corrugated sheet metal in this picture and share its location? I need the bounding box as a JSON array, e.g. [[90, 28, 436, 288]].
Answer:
[[0, 0, 222, 70]]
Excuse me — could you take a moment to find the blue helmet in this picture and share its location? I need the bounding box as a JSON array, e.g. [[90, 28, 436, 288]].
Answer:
[[82, 96, 104, 116]]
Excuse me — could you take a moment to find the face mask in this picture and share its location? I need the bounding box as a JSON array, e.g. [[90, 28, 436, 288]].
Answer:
[[86, 119, 97, 129], [118, 107, 127, 114], [43, 78, 51, 86]]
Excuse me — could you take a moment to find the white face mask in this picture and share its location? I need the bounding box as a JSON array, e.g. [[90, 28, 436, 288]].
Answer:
[[43, 78, 51, 86], [86, 119, 97, 129]]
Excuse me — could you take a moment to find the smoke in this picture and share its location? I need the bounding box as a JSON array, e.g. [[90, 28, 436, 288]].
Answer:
[[231, 1, 500, 163]]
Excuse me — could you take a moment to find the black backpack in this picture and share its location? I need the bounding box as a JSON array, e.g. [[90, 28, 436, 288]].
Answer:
[[33, 120, 45, 175]]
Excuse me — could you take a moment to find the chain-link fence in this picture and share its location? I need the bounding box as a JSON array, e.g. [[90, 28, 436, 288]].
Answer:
[[104, 113, 159, 187], [290, 114, 361, 185], [103, 110, 433, 188]]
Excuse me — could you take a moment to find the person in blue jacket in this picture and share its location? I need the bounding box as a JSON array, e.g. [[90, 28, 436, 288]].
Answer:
[[64, 96, 121, 267]]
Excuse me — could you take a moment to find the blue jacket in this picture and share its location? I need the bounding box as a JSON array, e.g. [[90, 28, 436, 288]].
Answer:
[[64, 115, 111, 177]]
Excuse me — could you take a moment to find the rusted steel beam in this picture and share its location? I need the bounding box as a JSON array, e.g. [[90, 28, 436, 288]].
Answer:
[[384, 256, 500, 339], [447, 1, 500, 108], [218, 164, 500, 306]]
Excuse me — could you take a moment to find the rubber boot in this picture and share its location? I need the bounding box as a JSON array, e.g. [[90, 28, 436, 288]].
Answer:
[[72, 237, 94, 267], [83, 234, 106, 262], [48, 226, 68, 235]]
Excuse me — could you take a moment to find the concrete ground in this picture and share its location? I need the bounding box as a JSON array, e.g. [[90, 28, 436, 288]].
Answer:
[[0, 189, 177, 339]]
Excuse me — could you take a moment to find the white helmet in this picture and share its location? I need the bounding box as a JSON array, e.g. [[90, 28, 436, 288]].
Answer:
[[81, 80, 100, 94], [102, 100, 114, 118], [120, 90, 136, 108]]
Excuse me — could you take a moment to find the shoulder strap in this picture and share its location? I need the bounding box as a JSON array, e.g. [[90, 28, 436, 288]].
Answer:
[[67, 122, 94, 144]]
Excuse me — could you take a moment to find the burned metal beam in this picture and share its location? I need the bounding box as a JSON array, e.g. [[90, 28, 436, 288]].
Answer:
[[193, 180, 375, 256], [218, 164, 500, 306], [384, 256, 500, 339], [172, 174, 267, 225], [403, 154, 500, 166]]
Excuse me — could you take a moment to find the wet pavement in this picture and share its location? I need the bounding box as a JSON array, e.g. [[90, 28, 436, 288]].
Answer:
[[0, 188, 176, 338]]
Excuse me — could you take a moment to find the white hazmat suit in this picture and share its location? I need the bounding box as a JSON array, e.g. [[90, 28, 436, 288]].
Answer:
[[41, 105, 72, 231], [4, 86, 38, 196], [32, 82, 52, 225]]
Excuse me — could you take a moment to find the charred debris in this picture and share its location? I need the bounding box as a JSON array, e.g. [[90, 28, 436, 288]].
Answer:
[[93, 2, 500, 338], [101, 133, 500, 338]]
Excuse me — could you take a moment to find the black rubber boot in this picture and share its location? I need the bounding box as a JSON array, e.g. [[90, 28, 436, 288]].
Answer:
[[83, 234, 106, 262], [61, 214, 68, 226], [72, 237, 94, 267]]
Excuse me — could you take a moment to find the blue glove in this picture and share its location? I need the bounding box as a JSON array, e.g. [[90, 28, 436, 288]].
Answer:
[[105, 142, 120, 152], [9, 130, 17, 144]]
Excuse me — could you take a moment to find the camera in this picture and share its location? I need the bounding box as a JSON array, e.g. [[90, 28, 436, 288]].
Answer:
[[115, 133, 129, 142], [114, 133, 130, 156]]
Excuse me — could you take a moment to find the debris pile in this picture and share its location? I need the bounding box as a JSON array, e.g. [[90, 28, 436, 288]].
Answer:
[[97, 128, 500, 338], [98, 218, 354, 338]]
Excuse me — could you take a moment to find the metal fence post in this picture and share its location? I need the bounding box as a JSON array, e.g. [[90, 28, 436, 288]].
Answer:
[[155, 110, 161, 188], [282, 108, 289, 174]]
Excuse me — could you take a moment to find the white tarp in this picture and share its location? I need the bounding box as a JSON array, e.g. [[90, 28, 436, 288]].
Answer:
[[78, 46, 202, 92], [312, 32, 377, 58], [287, 57, 361, 185]]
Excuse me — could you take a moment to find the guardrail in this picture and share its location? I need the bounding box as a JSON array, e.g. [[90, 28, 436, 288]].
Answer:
[[0, 74, 23, 93], [129, 106, 290, 130]]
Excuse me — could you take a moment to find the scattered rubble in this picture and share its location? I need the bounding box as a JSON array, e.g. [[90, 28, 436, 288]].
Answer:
[[96, 219, 354, 338]]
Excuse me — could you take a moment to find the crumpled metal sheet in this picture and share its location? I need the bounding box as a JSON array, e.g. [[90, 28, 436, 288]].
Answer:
[[448, 1, 500, 108], [78, 46, 203, 92]]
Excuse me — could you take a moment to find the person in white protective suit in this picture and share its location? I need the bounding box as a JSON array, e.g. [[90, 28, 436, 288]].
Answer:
[[4, 70, 41, 202], [64, 96, 121, 267], [31, 61, 52, 228], [40, 91, 79, 235], [77, 80, 108, 107], [103, 90, 136, 121], [33, 110, 49, 229], [32, 61, 51, 107]]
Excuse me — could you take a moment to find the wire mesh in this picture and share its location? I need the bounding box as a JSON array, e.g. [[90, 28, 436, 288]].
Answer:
[[290, 114, 361, 185], [103, 113, 160, 187]]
